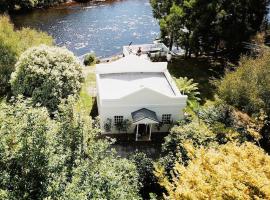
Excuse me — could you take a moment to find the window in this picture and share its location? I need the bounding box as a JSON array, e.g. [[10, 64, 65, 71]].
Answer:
[[162, 114, 171, 124], [114, 116, 124, 126]]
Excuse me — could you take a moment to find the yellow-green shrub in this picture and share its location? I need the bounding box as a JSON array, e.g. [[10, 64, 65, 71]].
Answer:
[[155, 142, 270, 200]]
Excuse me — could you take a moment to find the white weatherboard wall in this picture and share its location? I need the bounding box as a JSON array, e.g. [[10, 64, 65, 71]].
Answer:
[[96, 55, 188, 134]]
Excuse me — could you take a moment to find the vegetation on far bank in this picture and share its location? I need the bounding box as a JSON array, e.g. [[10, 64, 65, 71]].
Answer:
[[0, 0, 93, 12]]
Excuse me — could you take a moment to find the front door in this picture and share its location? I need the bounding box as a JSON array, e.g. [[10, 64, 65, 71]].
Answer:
[[138, 124, 150, 136], [134, 124, 152, 141], [138, 124, 146, 136]]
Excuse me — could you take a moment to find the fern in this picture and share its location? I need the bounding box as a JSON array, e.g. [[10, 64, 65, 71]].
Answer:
[[174, 77, 201, 106]]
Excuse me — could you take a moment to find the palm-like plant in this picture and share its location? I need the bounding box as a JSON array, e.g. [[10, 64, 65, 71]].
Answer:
[[174, 77, 201, 106]]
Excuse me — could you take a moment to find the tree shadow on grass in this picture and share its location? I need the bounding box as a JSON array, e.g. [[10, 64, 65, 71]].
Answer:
[[168, 57, 225, 103]]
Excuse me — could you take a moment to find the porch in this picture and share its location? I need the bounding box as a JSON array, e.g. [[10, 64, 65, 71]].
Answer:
[[132, 108, 160, 141]]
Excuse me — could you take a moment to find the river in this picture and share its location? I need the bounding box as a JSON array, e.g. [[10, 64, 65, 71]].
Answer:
[[10, 0, 160, 58]]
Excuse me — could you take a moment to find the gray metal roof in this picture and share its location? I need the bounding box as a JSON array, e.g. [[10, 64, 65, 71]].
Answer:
[[131, 108, 159, 123]]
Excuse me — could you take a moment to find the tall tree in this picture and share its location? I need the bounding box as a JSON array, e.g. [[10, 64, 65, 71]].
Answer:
[[151, 0, 269, 59], [0, 99, 141, 200], [10, 45, 83, 113]]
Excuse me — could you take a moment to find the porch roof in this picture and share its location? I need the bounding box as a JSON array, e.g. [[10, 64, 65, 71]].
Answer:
[[131, 108, 159, 124]]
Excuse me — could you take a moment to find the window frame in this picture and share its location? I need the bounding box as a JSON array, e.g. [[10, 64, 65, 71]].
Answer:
[[114, 116, 124, 126], [162, 114, 172, 124]]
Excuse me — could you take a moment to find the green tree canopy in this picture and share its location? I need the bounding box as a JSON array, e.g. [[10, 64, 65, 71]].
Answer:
[[151, 0, 269, 59], [0, 16, 53, 96], [11, 45, 83, 113], [0, 99, 141, 199]]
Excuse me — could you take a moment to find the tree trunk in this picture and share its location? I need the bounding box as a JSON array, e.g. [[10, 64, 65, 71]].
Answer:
[[169, 32, 174, 51]]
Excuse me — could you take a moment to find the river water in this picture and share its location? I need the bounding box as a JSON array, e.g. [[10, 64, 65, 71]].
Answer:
[[10, 0, 160, 58]]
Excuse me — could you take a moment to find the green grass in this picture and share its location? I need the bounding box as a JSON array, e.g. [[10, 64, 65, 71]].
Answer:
[[76, 66, 96, 115], [168, 57, 225, 103]]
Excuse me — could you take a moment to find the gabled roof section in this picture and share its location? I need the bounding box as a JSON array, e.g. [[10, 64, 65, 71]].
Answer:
[[120, 86, 173, 100], [96, 55, 167, 74], [131, 108, 159, 124]]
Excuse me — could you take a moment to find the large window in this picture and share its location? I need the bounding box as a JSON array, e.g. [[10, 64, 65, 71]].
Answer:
[[114, 116, 124, 126], [162, 114, 172, 124]]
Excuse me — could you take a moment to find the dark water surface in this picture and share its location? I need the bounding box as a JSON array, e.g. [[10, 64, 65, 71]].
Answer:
[[10, 0, 160, 58]]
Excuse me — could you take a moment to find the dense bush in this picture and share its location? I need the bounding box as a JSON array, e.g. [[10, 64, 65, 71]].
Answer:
[[197, 103, 247, 144], [218, 50, 270, 116], [11, 45, 83, 112], [159, 102, 260, 176], [0, 99, 58, 199], [0, 16, 53, 96], [83, 53, 96, 66], [159, 121, 216, 175], [0, 99, 141, 199], [130, 152, 161, 198], [130, 152, 156, 186], [155, 142, 270, 200]]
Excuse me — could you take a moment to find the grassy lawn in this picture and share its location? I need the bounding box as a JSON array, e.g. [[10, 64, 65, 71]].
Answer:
[[168, 57, 225, 103], [76, 65, 96, 115]]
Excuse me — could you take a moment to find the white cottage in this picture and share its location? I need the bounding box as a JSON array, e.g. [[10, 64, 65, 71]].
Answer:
[[96, 55, 187, 141]]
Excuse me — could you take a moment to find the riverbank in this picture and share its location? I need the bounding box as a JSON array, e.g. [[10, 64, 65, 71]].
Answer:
[[1, 0, 78, 13], [5, 0, 124, 13]]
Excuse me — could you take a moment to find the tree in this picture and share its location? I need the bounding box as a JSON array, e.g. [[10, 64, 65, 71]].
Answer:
[[10, 45, 83, 113], [51, 100, 141, 200], [62, 157, 140, 200], [218, 50, 270, 150], [151, 0, 269, 59], [0, 98, 141, 200], [83, 53, 96, 66], [0, 98, 60, 199], [218, 50, 270, 116], [159, 3, 185, 50], [159, 120, 216, 176], [0, 16, 53, 96], [130, 152, 160, 199], [155, 142, 270, 200]]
